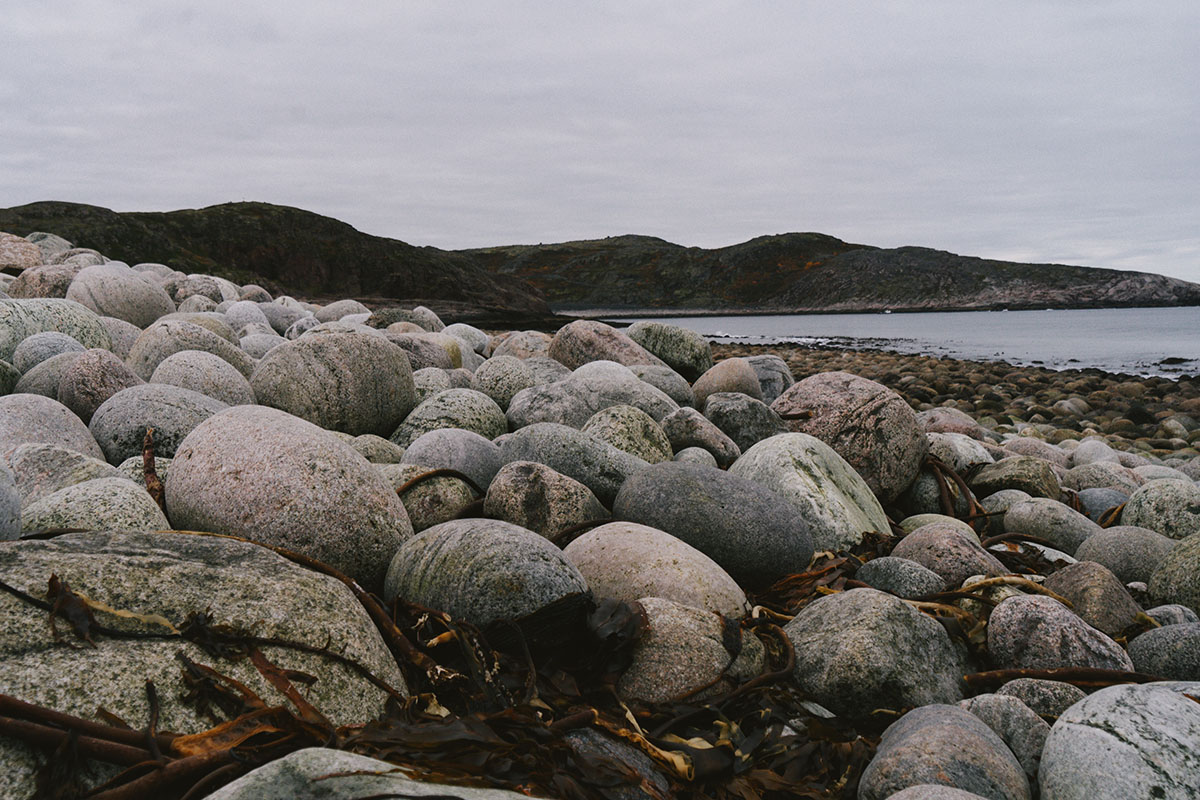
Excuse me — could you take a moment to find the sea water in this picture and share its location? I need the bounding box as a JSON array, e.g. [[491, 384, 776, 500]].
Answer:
[[606, 307, 1200, 378]]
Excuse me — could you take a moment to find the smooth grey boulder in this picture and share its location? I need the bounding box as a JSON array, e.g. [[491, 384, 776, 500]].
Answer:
[[472, 354, 537, 409], [483, 460, 608, 539], [0, 532, 406, 800], [126, 318, 256, 380], [921, 406, 992, 440], [177, 293, 217, 313], [383, 518, 589, 629], [10, 330, 84, 373], [20, 476, 168, 533], [564, 521, 748, 619], [855, 556, 946, 599], [525, 355, 571, 384], [353, 433, 408, 463], [692, 357, 763, 407], [412, 365, 453, 403], [988, 594, 1134, 671], [772, 371, 927, 503], [927, 431, 996, 473], [674, 446, 719, 467], [204, 747, 531, 800], [624, 320, 713, 381], [783, 589, 965, 720], [96, 315, 141, 360], [56, 347, 144, 423], [889, 522, 1007, 588], [1122, 479, 1200, 540], [1147, 605, 1200, 627], [1042, 560, 1145, 636], [0, 298, 112, 362], [257, 301, 310, 335], [548, 319, 667, 371], [490, 329, 552, 359], [883, 789, 990, 800], [958, 693, 1051, 782], [629, 363, 696, 407], [65, 262, 175, 327], [1004, 497, 1102, 556], [969, 456, 1062, 500], [1129, 624, 1200, 681], [378, 463, 477, 533], [978, 489, 1033, 536], [284, 315, 320, 339], [1148, 532, 1200, 616], [745, 353, 794, 405], [443, 322, 490, 354], [1073, 525, 1176, 584], [160, 310, 240, 344], [507, 360, 679, 430], [729, 432, 889, 553], [252, 330, 418, 437], [702, 391, 786, 451], [0, 393, 103, 460], [1071, 436, 1123, 466], [239, 331, 286, 359], [150, 349, 256, 406], [1063, 460, 1144, 494], [1039, 681, 1200, 800], [400, 427, 503, 491], [499, 422, 649, 507], [660, 406, 741, 467], [223, 299, 271, 333], [171, 273, 238, 304], [0, 465, 18, 540], [858, 704, 1030, 800], [5, 263, 81, 299], [390, 388, 507, 448], [89, 383, 228, 465], [13, 350, 82, 396], [165, 405, 413, 591], [3, 442, 122, 505], [1078, 487, 1132, 521], [617, 596, 763, 704], [615, 460, 814, 588], [582, 404, 673, 463], [996, 678, 1087, 718]]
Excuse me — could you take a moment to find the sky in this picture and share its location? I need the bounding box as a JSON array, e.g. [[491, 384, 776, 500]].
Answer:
[[3, 1, 1198, 283]]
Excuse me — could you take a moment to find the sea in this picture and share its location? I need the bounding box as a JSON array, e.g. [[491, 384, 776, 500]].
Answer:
[[604, 306, 1200, 379]]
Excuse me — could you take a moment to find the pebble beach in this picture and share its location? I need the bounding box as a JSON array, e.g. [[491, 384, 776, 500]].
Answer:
[[1, 228, 1199, 799]]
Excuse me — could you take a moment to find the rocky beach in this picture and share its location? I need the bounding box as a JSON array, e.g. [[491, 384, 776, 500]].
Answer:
[[1, 228, 1199, 799]]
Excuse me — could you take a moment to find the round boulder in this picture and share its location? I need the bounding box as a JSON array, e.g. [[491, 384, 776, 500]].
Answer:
[[483, 461, 608, 539], [20, 476, 168, 534], [624, 321, 713, 382], [988, 594, 1133, 671], [498, 422, 649, 507], [1122, 479, 1200, 540], [389, 388, 507, 448], [150, 350, 255, 406], [56, 348, 144, 424], [65, 263, 175, 328], [126, 318, 255, 381], [89, 383, 228, 465], [0, 393, 103, 460], [548, 320, 667, 371]]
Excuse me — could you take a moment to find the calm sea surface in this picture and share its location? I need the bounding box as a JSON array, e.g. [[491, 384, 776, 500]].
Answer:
[[608, 307, 1200, 378]]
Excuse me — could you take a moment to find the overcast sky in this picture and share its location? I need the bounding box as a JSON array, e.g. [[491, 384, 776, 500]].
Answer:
[[3, 1, 1198, 283]]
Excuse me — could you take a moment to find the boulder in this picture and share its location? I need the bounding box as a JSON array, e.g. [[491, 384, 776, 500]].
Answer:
[[744, 353, 794, 405], [1122, 478, 1200, 540], [969, 456, 1061, 500], [0, 232, 43, 271], [507, 360, 678, 430], [390, 388, 507, 448], [702, 391, 786, 451], [628, 364, 696, 407], [20, 476, 168, 533], [692, 357, 762, 407], [498, 422, 649, 507], [660, 406, 741, 467], [855, 556, 947, 599], [987, 594, 1133, 671], [56, 347, 144, 423], [490, 329, 552, 359], [624, 320, 713, 381], [919, 406, 992, 440], [0, 465, 18, 541], [996, 678, 1086, 718], [958, 693, 1051, 781], [889, 522, 1007, 588], [377, 463, 478, 533], [1129, 624, 1200, 681], [581, 404, 673, 463], [10, 330, 84, 373], [1004, 497, 1102, 556], [165, 405, 412, 591], [3, 442, 122, 506], [0, 298, 112, 362], [471, 354, 537, 409], [126, 318, 255, 380], [483, 461, 608, 539], [89, 383, 228, 465], [1149, 532, 1200, 616], [150, 349, 256, 406], [548, 319, 667, 370], [96, 315, 142, 359], [0, 393, 103, 460], [400, 427, 504, 491], [1042, 560, 1145, 636], [13, 350, 82, 396], [65, 262, 175, 327]]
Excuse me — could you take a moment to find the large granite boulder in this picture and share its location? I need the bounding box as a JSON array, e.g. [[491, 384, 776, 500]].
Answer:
[[89, 383, 229, 465], [65, 262, 175, 327], [624, 320, 713, 381], [126, 318, 255, 380], [548, 320, 667, 370], [55, 347, 145, 423], [150, 349, 256, 406], [498, 422, 649, 507], [20, 475, 168, 533], [389, 388, 507, 448], [988, 594, 1133, 671], [0, 393, 104, 460], [1122, 478, 1200, 540], [483, 460, 608, 538], [0, 298, 111, 362]]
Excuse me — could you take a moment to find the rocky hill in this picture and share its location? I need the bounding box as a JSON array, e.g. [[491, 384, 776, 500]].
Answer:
[[0, 201, 551, 318], [462, 233, 1200, 312]]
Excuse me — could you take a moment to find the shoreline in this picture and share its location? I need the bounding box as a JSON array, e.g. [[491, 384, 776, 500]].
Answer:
[[557, 301, 1200, 319]]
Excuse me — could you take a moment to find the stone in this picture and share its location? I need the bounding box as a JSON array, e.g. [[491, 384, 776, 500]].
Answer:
[[498, 422, 649, 507], [783, 589, 965, 720], [490, 329, 552, 359], [20, 476, 167, 533], [1077, 486, 1132, 522], [96, 315, 141, 359], [443, 322, 490, 354], [927, 431, 995, 473], [172, 273, 240, 304], [65, 262, 175, 327], [969, 456, 1061, 500], [507, 360, 679, 430], [702, 391, 786, 451], [673, 446, 718, 467], [858, 704, 1030, 800], [5, 263, 81, 298], [1039, 681, 1200, 800], [117, 454, 170, 490], [0, 465, 18, 541], [660, 406, 741, 467], [472, 354, 537, 409], [1149, 533, 1200, 615], [349, 433, 405, 464], [150, 349, 256, 406], [366, 306, 439, 332], [771, 371, 927, 503], [548, 319, 667, 371], [525, 355, 571, 384], [165, 405, 412, 591], [919, 406, 992, 440], [563, 521, 748, 618], [978, 488, 1033, 536], [628, 363, 696, 407], [728, 432, 890, 553], [484, 460, 608, 538], [0, 531, 406, 800], [1004, 435, 1071, 467], [855, 556, 947, 599], [0, 359, 15, 394], [582, 404, 673, 463], [400, 427, 504, 491], [883, 789, 991, 800], [1073, 526, 1176, 585], [161, 311, 240, 344], [10, 330, 84, 373], [176, 293, 216, 313], [383, 518, 589, 630], [0, 393, 103, 460], [239, 283, 272, 302], [898, 513, 978, 540], [252, 330, 418, 437], [222, 299, 272, 333], [988, 594, 1134, 671], [1122, 479, 1200, 540], [1147, 605, 1200, 627], [13, 350, 81, 396], [1004, 497, 1103, 556], [1071, 437, 1123, 466], [617, 596, 763, 704], [1129, 623, 1200, 680], [958, 693, 1051, 781], [615, 460, 814, 588], [0, 298, 112, 362], [745, 353, 794, 405], [390, 388, 507, 448], [24, 232, 72, 261], [3, 442, 122, 506], [411, 366, 453, 403], [377, 463, 478, 533], [996, 678, 1087, 718], [889, 522, 1007, 588], [624, 320, 714, 381], [1041, 560, 1144, 636], [239, 331, 287, 359], [56, 347, 144, 423], [127, 318, 255, 380], [257, 301, 310, 335], [89, 383, 228, 465], [0, 232, 44, 270], [1063, 461, 1144, 494], [380, 331, 455, 371], [692, 357, 763, 407]]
